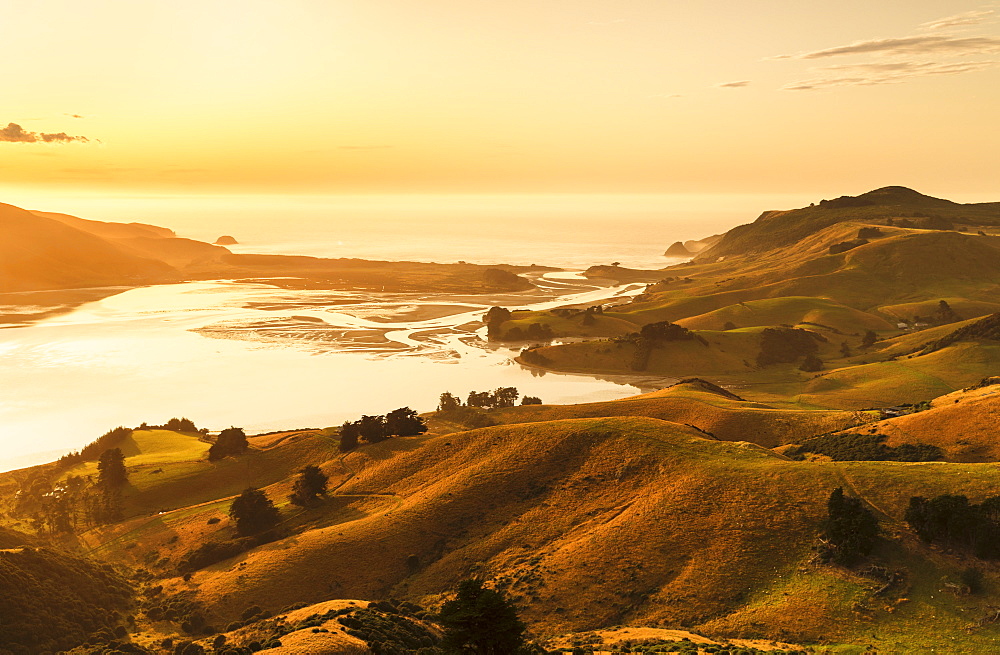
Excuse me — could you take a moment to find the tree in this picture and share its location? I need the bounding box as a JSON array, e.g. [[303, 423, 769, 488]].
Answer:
[[384, 407, 428, 436], [521, 396, 542, 405], [467, 391, 493, 408], [339, 421, 359, 452], [439, 579, 527, 655], [491, 387, 520, 408], [839, 341, 852, 358], [356, 414, 387, 443], [822, 487, 878, 565], [97, 448, 128, 489], [229, 487, 280, 536], [289, 465, 328, 507], [438, 392, 462, 412], [861, 330, 877, 348], [799, 354, 823, 372], [208, 427, 248, 461]]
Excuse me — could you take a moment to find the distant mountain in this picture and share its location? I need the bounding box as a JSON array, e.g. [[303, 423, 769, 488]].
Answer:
[[0, 203, 175, 293], [30, 210, 175, 240], [699, 186, 1000, 259]]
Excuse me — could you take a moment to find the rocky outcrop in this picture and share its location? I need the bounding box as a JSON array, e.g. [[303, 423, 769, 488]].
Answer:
[[664, 241, 693, 257]]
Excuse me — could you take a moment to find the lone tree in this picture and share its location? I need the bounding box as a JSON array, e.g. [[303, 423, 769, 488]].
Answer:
[[861, 330, 878, 348], [289, 465, 329, 507], [384, 407, 428, 437], [439, 579, 527, 655], [339, 421, 359, 452], [97, 448, 128, 488], [229, 487, 281, 536], [208, 427, 248, 461], [822, 487, 879, 565]]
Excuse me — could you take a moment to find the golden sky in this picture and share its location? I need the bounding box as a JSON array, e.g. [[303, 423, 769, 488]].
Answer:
[[2, 0, 998, 197]]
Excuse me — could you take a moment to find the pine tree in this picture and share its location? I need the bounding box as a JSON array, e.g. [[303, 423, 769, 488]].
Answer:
[[97, 448, 128, 489], [822, 487, 878, 565], [439, 579, 527, 655]]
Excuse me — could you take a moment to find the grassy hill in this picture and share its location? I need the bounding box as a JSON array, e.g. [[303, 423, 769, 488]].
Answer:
[[699, 186, 1000, 260], [89, 416, 999, 651], [0, 202, 175, 293]]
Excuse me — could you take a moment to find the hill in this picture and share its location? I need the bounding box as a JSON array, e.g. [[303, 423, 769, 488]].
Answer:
[[114, 417, 1000, 650], [0, 202, 175, 293], [822, 382, 1000, 462], [699, 186, 1000, 260], [0, 546, 136, 653]]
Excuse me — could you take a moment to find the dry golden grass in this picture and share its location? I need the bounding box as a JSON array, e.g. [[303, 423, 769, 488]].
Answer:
[[829, 383, 1000, 462], [140, 416, 1000, 649]]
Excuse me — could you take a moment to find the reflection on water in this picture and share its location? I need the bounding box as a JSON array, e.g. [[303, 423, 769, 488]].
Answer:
[[0, 274, 670, 471]]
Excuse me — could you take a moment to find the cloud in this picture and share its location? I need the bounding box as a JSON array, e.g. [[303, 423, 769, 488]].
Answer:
[[784, 60, 998, 90], [0, 122, 89, 143], [66, 113, 85, 119], [716, 80, 750, 88], [784, 35, 1000, 59], [648, 93, 684, 98], [921, 9, 995, 31]]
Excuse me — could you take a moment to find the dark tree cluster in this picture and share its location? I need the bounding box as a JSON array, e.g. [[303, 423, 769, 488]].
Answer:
[[756, 327, 824, 367], [787, 432, 943, 462], [905, 494, 1000, 559], [611, 321, 706, 371], [138, 417, 201, 432], [920, 312, 1000, 355], [821, 487, 879, 565], [518, 346, 551, 367], [484, 306, 512, 340], [13, 466, 123, 533], [58, 426, 133, 467], [208, 427, 249, 461], [500, 321, 554, 341], [438, 387, 530, 411], [857, 226, 884, 239], [339, 407, 428, 452], [0, 546, 135, 654]]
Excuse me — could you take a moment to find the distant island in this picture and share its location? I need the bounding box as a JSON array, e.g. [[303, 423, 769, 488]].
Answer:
[[214, 235, 238, 245]]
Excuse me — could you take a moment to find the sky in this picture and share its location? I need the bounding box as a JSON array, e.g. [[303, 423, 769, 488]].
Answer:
[[1, 0, 998, 200]]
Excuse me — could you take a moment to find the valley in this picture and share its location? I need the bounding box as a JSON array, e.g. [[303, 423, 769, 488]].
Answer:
[[3, 187, 1000, 653]]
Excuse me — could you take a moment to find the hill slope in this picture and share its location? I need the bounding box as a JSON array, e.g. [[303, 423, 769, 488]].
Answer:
[[0, 203, 175, 292]]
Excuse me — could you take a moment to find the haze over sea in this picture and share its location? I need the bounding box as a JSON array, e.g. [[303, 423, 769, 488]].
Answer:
[[0, 191, 814, 472]]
